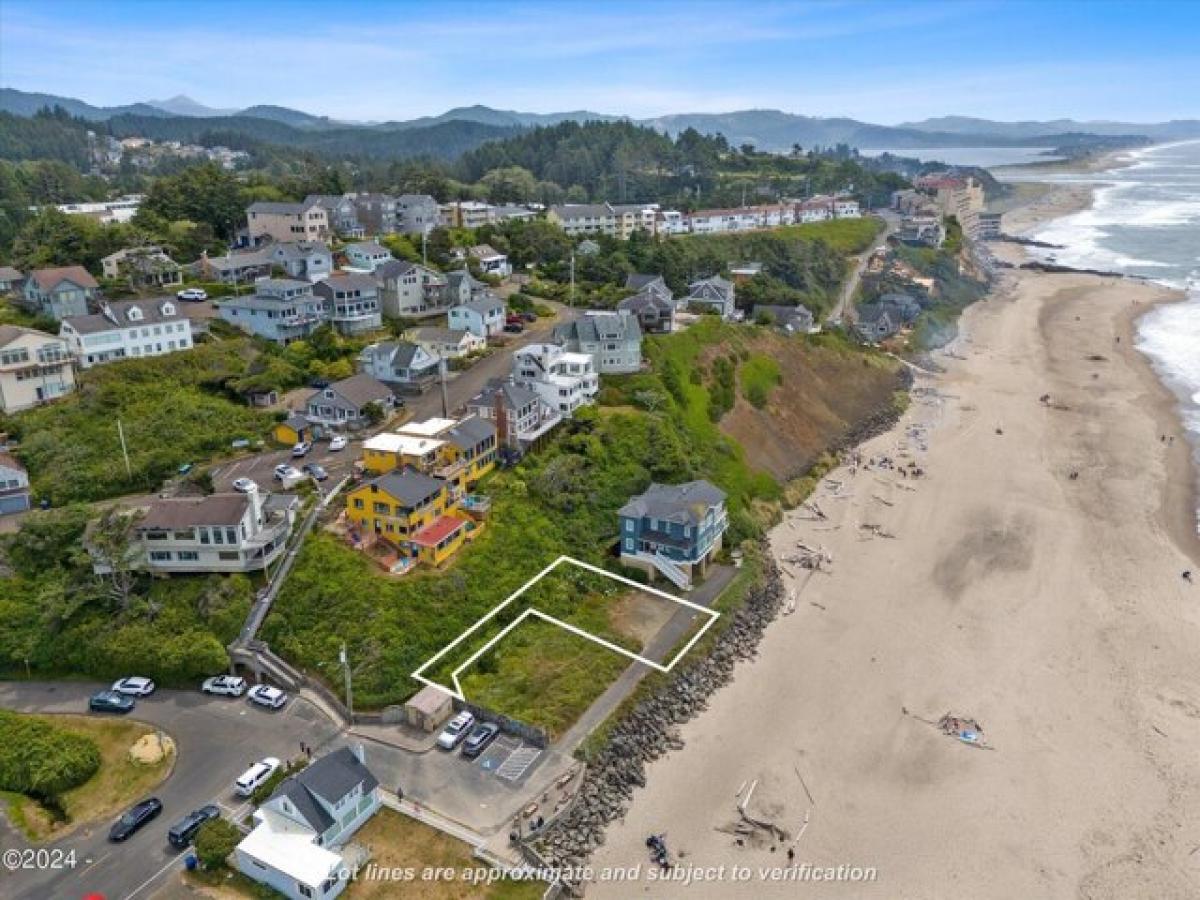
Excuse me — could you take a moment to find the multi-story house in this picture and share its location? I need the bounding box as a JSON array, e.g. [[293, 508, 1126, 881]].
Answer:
[[195, 242, 332, 284], [610, 203, 657, 239], [246, 200, 329, 244], [447, 296, 505, 339], [374, 259, 448, 319], [795, 198, 832, 223], [619, 274, 675, 332], [686, 276, 736, 319], [345, 468, 469, 566], [752, 304, 815, 333], [0, 266, 23, 293], [553, 310, 642, 374], [358, 340, 440, 392], [304, 195, 364, 239], [0, 452, 31, 515], [548, 203, 617, 237], [303, 372, 395, 430], [100, 246, 183, 290], [468, 244, 510, 278], [235, 746, 380, 900], [313, 273, 383, 335], [60, 299, 194, 368], [106, 487, 299, 575], [22, 266, 99, 320], [618, 479, 728, 589], [396, 194, 441, 233], [833, 198, 861, 218], [442, 270, 487, 308], [466, 379, 562, 450], [362, 415, 496, 489], [655, 209, 687, 234], [407, 326, 484, 359], [350, 193, 399, 236], [511, 343, 598, 417], [218, 278, 328, 344], [0, 325, 76, 413], [342, 242, 393, 273], [439, 201, 494, 229]]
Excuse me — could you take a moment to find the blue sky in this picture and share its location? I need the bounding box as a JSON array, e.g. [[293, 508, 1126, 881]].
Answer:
[[1, 0, 1197, 123]]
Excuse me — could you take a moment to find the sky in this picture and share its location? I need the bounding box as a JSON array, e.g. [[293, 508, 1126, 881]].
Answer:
[[1, 0, 1198, 124]]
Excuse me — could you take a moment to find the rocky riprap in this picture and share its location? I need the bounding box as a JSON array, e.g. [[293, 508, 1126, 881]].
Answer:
[[532, 559, 785, 872]]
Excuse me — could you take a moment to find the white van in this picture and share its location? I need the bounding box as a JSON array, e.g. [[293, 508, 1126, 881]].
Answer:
[[234, 757, 281, 797]]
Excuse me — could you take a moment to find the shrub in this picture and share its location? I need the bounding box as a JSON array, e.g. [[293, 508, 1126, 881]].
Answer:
[[194, 818, 242, 869], [0, 711, 101, 801]]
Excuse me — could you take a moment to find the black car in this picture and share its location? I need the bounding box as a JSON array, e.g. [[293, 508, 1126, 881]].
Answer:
[[89, 690, 135, 714], [167, 804, 221, 848], [503, 322, 524, 334], [303, 463, 328, 481], [461, 722, 501, 759], [109, 798, 163, 842]]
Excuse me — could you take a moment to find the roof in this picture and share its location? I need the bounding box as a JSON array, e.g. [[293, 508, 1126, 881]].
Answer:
[[550, 203, 613, 219], [618, 480, 727, 526], [454, 297, 503, 316], [367, 469, 446, 507], [625, 273, 664, 291], [554, 311, 641, 345], [857, 304, 896, 325], [0, 266, 25, 281], [444, 416, 496, 451], [0, 324, 60, 349], [344, 241, 390, 256], [405, 684, 453, 715], [0, 451, 27, 474], [410, 515, 467, 548], [410, 326, 474, 345], [237, 813, 343, 887], [62, 299, 183, 335], [753, 304, 813, 324], [247, 200, 317, 215], [618, 290, 673, 314], [374, 258, 418, 280], [138, 494, 249, 530], [313, 373, 393, 409], [29, 266, 98, 292], [363, 432, 444, 456], [468, 244, 504, 260], [274, 747, 379, 824], [398, 417, 457, 437], [468, 379, 540, 412], [282, 413, 311, 431], [313, 273, 378, 296], [364, 341, 430, 370]]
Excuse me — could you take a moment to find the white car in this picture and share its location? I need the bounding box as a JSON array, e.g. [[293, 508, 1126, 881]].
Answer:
[[202, 675, 247, 697], [111, 676, 156, 696], [247, 684, 289, 710], [436, 711, 476, 750], [234, 757, 281, 797], [328, 435, 348, 452], [291, 441, 311, 458], [274, 464, 301, 481], [176, 288, 208, 302], [232, 477, 257, 493]]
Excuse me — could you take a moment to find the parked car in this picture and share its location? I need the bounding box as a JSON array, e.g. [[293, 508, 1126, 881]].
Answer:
[[521, 311, 538, 323], [232, 477, 257, 493], [177, 462, 194, 476], [503, 322, 524, 334], [274, 464, 301, 481], [460, 722, 501, 759], [328, 435, 348, 452], [234, 757, 281, 797], [202, 675, 247, 697], [89, 690, 135, 714], [247, 684, 288, 710], [436, 711, 476, 750], [176, 288, 207, 302], [167, 804, 220, 848], [111, 676, 155, 696], [291, 441, 311, 458], [108, 798, 163, 842], [303, 463, 327, 481]]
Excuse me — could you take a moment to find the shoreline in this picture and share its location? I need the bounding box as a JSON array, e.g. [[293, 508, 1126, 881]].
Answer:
[[586, 170, 1200, 898]]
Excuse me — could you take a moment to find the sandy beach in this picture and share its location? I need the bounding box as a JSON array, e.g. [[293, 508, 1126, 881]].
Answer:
[[587, 220, 1200, 896]]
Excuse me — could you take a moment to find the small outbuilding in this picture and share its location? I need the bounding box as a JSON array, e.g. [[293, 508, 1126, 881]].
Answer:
[[274, 413, 317, 445], [404, 685, 454, 732]]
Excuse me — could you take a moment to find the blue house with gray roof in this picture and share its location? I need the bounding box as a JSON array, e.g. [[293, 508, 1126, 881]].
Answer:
[[618, 479, 728, 589]]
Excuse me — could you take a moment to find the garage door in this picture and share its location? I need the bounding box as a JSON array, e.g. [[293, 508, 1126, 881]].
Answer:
[[0, 493, 30, 515]]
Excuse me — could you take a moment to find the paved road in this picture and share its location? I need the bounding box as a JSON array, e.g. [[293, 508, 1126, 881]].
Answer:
[[210, 439, 354, 499], [827, 211, 899, 325], [0, 681, 341, 900]]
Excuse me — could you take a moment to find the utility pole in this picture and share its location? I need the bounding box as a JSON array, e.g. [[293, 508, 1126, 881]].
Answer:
[[339, 643, 353, 719], [568, 251, 575, 308], [116, 419, 132, 479], [438, 352, 449, 419]]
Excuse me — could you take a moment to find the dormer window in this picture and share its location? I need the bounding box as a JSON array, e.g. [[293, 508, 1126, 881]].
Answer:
[[161, 301, 175, 316], [127, 306, 143, 321]]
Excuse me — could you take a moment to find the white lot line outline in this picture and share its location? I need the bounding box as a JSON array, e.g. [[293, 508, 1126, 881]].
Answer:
[[412, 555, 720, 702]]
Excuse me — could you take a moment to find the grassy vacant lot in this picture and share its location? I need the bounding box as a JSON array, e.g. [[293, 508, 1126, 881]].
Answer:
[[2, 713, 174, 842], [348, 808, 543, 900]]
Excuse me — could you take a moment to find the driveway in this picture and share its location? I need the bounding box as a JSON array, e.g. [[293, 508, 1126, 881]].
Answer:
[[0, 681, 342, 900], [827, 211, 898, 325]]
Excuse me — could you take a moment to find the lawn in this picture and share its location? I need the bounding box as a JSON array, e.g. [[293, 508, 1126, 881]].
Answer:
[[1, 713, 174, 842], [347, 808, 544, 900]]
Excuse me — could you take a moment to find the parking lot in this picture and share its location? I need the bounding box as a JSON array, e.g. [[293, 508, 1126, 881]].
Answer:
[[209, 436, 357, 500]]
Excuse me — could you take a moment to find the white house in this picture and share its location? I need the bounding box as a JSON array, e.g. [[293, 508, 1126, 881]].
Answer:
[[408, 326, 485, 359], [342, 242, 393, 273], [60, 299, 194, 368], [448, 296, 505, 339], [466, 379, 562, 450], [235, 746, 380, 900], [511, 343, 599, 417], [468, 244, 511, 278]]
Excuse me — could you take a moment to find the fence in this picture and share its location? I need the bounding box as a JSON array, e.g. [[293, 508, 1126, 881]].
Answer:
[[458, 699, 549, 749]]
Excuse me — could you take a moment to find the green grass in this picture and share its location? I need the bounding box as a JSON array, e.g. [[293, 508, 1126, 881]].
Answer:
[[774, 216, 883, 254], [739, 353, 782, 408]]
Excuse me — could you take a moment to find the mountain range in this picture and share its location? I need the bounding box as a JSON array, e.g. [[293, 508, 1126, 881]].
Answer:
[[4, 86, 1199, 152]]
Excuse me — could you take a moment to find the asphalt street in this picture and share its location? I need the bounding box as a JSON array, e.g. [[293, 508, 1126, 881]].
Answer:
[[0, 681, 341, 900]]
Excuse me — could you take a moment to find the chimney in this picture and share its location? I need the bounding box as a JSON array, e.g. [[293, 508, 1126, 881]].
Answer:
[[350, 742, 366, 765]]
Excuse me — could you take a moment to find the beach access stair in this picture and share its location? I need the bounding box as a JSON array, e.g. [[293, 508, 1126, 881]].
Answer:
[[627, 549, 692, 591]]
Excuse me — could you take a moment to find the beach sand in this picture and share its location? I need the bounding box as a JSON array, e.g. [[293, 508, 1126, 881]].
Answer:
[[586, 259, 1200, 897]]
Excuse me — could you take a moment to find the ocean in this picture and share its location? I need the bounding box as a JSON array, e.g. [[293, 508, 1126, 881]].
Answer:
[[1000, 140, 1200, 524]]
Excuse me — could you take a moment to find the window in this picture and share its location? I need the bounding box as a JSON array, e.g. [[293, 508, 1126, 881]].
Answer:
[[225, 527, 237, 544], [172, 529, 194, 541], [199, 528, 210, 544], [149, 551, 172, 561], [218, 551, 239, 561], [177, 551, 199, 561], [297, 884, 313, 899]]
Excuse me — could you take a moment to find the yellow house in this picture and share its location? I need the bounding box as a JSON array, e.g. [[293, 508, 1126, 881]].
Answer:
[[409, 515, 470, 566], [361, 432, 445, 475], [346, 469, 455, 539], [433, 417, 497, 490], [274, 413, 317, 446]]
